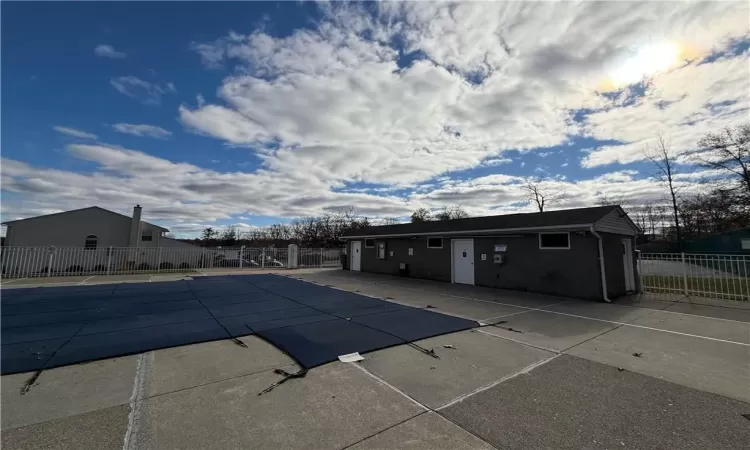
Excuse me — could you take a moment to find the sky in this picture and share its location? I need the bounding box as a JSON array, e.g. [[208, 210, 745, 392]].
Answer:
[[1, 1, 748, 237]]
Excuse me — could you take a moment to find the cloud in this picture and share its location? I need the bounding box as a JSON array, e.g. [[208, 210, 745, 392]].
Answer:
[[6, 3, 750, 235], [112, 123, 173, 139], [1, 142, 716, 236], [1, 143, 413, 227], [110, 76, 176, 105], [53, 126, 97, 140], [183, 2, 748, 187], [480, 157, 513, 167], [94, 44, 127, 59], [580, 54, 750, 168], [190, 41, 226, 68]]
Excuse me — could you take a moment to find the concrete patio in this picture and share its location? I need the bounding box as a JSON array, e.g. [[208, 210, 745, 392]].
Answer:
[[2, 268, 749, 449]]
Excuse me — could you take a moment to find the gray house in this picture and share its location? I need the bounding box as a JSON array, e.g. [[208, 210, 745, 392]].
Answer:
[[1, 205, 202, 276], [342, 206, 640, 301], [2, 205, 172, 249]]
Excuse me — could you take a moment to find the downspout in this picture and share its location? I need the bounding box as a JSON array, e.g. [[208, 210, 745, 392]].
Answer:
[[590, 225, 610, 303]]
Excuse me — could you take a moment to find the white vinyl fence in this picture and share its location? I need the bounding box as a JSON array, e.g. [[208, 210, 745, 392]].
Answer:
[[0, 246, 343, 278], [638, 253, 750, 301]]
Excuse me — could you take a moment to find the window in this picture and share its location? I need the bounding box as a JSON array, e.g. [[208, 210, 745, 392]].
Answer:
[[539, 232, 570, 249], [365, 238, 375, 248], [742, 239, 750, 250], [141, 229, 153, 242], [377, 242, 386, 259], [84, 235, 98, 250], [427, 238, 443, 248]]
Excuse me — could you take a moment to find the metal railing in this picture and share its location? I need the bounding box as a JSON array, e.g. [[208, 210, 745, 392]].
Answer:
[[298, 248, 343, 268], [0, 246, 343, 278], [638, 252, 750, 301]]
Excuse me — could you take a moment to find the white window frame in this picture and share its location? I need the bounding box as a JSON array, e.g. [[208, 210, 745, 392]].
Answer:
[[365, 238, 375, 248], [538, 232, 570, 250], [426, 237, 443, 249]]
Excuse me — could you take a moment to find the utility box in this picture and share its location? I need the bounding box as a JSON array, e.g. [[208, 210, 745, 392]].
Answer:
[[494, 254, 505, 264], [399, 262, 409, 277]]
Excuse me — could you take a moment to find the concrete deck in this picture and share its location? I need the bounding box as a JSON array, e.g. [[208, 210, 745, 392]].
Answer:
[[3, 268, 749, 449]]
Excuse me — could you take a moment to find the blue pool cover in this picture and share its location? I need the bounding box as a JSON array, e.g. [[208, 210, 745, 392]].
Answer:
[[1, 274, 477, 374]]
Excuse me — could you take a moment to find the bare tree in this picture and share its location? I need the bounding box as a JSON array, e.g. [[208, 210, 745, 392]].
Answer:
[[595, 194, 628, 207], [645, 133, 683, 249], [433, 205, 469, 221], [630, 206, 648, 236], [267, 223, 285, 244], [678, 188, 750, 239], [410, 208, 432, 223], [522, 177, 566, 212], [694, 124, 750, 195], [381, 217, 400, 225], [219, 226, 238, 246]]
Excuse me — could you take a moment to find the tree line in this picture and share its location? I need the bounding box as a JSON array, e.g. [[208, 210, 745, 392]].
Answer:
[[192, 205, 471, 248], [194, 208, 371, 248]]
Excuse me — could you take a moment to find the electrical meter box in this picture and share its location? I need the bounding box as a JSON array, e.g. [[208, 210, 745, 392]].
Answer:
[[494, 254, 505, 264]]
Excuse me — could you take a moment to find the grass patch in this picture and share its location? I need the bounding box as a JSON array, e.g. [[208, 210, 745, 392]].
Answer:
[[642, 275, 750, 301]]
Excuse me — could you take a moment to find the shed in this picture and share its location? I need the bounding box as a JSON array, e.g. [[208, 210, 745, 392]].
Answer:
[[341, 206, 640, 301]]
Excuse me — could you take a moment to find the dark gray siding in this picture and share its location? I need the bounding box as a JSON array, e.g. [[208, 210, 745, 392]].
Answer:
[[349, 231, 639, 302], [353, 238, 452, 282], [472, 234, 603, 301]]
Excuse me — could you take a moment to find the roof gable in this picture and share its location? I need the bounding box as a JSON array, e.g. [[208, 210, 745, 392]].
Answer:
[[593, 207, 640, 236], [2, 206, 169, 231]]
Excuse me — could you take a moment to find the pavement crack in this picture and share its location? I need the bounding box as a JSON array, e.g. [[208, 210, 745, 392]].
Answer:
[[408, 342, 440, 359], [258, 367, 308, 395], [20, 370, 42, 395], [232, 337, 249, 348]]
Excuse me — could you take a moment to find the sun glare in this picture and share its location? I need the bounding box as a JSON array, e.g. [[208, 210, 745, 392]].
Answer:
[[608, 41, 684, 88]]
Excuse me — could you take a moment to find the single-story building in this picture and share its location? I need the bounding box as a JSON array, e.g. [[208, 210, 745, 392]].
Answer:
[[341, 205, 640, 302], [2, 205, 171, 249], [1, 205, 199, 275]]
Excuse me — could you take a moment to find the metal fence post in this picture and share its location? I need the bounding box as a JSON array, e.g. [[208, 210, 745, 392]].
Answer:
[[157, 247, 163, 273], [320, 248, 323, 267], [681, 252, 688, 296], [262, 248, 266, 269], [201, 248, 206, 270], [47, 248, 54, 277], [107, 247, 113, 275], [240, 246, 245, 269]]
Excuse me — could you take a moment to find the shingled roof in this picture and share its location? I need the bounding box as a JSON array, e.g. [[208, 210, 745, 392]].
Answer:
[[342, 205, 622, 238]]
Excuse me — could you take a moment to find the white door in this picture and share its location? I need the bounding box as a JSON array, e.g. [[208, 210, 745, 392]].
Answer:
[[350, 241, 362, 272], [452, 239, 475, 285], [622, 238, 635, 291]]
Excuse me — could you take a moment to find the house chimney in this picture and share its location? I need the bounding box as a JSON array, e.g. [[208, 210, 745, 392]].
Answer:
[[129, 205, 142, 247]]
